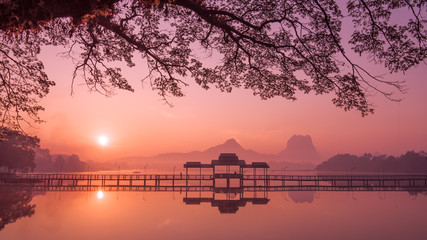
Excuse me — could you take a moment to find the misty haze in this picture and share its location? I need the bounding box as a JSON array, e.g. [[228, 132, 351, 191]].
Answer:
[[1, 0, 427, 240]]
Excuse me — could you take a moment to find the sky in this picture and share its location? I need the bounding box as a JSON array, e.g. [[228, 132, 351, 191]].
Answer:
[[27, 11, 427, 163]]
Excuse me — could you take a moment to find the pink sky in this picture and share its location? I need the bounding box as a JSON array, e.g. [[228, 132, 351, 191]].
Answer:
[[27, 14, 427, 163]]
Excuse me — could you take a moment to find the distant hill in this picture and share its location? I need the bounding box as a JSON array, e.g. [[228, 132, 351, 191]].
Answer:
[[278, 135, 319, 162], [115, 136, 319, 170], [117, 138, 274, 169], [205, 138, 245, 154]]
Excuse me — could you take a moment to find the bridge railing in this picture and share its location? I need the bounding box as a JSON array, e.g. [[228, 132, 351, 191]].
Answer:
[[7, 173, 217, 181], [2, 173, 427, 182]]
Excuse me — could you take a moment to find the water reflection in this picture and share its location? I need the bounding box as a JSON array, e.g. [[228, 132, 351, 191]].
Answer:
[[288, 191, 315, 203], [183, 188, 269, 213], [2, 183, 427, 217], [0, 189, 36, 230], [97, 190, 104, 199], [408, 190, 427, 198], [1, 185, 427, 240]]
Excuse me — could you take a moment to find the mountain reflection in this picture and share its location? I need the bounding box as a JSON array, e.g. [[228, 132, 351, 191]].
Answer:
[[0, 189, 36, 230], [288, 191, 315, 203], [408, 190, 427, 198]]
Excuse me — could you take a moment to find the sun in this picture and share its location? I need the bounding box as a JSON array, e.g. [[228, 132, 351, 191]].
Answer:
[[97, 135, 109, 147]]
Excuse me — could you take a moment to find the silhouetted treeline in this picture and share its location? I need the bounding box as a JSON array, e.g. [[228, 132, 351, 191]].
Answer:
[[317, 151, 427, 174], [0, 128, 39, 173], [35, 149, 88, 172], [35, 148, 123, 172]]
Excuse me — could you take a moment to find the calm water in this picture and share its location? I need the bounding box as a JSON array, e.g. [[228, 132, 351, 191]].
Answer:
[[1, 189, 427, 240]]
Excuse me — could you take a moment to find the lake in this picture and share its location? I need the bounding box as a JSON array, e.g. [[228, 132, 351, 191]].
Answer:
[[1, 186, 426, 240]]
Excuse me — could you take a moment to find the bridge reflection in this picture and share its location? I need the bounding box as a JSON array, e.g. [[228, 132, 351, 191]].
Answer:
[[1, 180, 427, 214]]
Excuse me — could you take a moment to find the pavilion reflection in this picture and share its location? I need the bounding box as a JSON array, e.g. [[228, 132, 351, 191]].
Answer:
[[183, 187, 269, 214]]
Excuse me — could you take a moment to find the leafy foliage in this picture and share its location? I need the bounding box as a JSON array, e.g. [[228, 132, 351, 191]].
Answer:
[[0, 0, 426, 128], [0, 127, 39, 172]]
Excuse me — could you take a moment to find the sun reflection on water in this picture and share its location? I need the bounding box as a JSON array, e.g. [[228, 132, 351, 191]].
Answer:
[[97, 190, 104, 199]]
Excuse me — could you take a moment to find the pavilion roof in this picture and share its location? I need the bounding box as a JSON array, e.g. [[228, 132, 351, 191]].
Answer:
[[183, 153, 269, 168]]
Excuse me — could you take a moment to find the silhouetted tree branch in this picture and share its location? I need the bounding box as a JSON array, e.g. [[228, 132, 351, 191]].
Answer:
[[0, 0, 426, 128]]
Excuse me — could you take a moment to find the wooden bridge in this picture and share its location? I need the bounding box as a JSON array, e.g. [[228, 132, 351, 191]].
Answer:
[[2, 154, 427, 192], [1, 173, 427, 192]]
